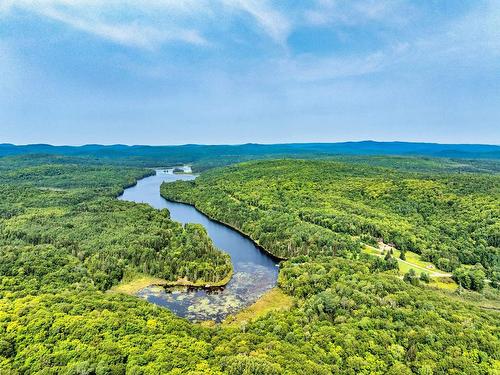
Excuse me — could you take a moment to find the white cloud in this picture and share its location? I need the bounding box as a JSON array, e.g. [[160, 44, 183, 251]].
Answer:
[[1, 0, 207, 13], [39, 7, 207, 49], [222, 0, 291, 44], [2, 0, 498, 79], [1, 0, 211, 49], [0, 0, 293, 48], [445, 0, 500, 56], [295, 0, 500, 82]]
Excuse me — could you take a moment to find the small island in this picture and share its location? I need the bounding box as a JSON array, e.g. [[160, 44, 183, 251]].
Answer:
[[173, 166, 192, 174]]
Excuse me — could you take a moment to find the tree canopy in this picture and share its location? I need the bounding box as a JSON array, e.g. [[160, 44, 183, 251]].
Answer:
[[161, 159, 500, 278], [0, 156, 499, 374]]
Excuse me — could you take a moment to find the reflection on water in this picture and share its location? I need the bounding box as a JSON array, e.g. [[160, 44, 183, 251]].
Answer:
[[119, 168, 279, 322]]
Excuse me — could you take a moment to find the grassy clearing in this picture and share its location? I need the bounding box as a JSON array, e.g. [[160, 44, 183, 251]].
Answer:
[[362, 244, 457, 291], [397, 261, 429, 275], [365, 244, 498, 309], [363, 246, 381, 257], [377, 243, 443, 272], [428, 277, 458, 291], [391, 248, 439, 271], [363, 244, 450, 275], [223, 288, 294, 326]]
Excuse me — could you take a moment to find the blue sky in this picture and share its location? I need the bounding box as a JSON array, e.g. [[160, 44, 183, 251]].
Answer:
[[0, 0, 499, 145]]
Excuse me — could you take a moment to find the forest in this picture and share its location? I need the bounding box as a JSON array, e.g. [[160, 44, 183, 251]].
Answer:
[[0, 155, 499, 374], [161, 159, 500, 283], [0, 155, 232, 293]]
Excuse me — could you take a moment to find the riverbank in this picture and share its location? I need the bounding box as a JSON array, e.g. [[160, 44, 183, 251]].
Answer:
[[109, 275, 168, 295], [110, 270, 234, 296], [160, 194, 287, 262], [119, 169, 279, 322], [115, 169, 156, 198]]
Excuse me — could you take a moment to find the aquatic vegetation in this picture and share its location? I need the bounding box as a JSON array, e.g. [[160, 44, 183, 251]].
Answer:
[[120, 170, 279, 321]]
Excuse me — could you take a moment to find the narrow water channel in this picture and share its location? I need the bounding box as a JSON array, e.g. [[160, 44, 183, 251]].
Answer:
[[118, 168, 279, 322]]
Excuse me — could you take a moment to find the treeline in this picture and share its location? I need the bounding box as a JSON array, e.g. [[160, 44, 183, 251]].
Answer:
[[0, 156, 231, 293], [2, 144, 500, 173], [162, 180, 360, 260], [161, 159, 499, 284]]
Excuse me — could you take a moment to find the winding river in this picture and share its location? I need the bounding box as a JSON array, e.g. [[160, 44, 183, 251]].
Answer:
[[118, 168, 279, 322]]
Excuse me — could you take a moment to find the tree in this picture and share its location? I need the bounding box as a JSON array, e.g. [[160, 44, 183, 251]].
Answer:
[[419, 272, 430, 283], [452, 266, 486, 291], [403, 269, 419, 286]]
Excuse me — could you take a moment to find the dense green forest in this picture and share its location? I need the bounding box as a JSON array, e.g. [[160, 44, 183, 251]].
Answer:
[[1, 155, 499, 374], [0, 156, 232, 292], [161, 159, 499, 281]]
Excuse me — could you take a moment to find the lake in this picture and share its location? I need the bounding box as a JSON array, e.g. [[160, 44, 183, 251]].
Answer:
[[118, 168, 279, 322]]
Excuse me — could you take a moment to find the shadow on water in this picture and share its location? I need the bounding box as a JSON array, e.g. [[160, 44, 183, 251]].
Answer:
[[118, 168, 279, 322]]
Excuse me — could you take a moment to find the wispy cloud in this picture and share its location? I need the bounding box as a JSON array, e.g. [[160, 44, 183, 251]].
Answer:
[[1, 0, 210, 49], [5, 0, 494, 81], [441, 0, 500, 58], [2, 1, 500, 145], [305, 0, 410, 26], [222, 0, 291, 44], [382, 0, 500, 69], [0, 0, 293, 48], [41, 7, 206, 49], [285, 52, 387, 82], [292, 0, 500, 82]]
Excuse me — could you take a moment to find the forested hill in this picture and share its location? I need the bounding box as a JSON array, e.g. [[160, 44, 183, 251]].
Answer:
[[0, 156, 232, 291], [1, 141, 499, 170], [161, 159, 500, 284]]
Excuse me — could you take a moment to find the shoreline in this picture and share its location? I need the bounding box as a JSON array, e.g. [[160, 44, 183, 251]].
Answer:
[[116, 169, 156, 198], [114, 169, 236, 295], [160, 194, 287, 262], [163, 268, 234, 288], [115, 167, 281, 298], [111, 269, 234, 296]]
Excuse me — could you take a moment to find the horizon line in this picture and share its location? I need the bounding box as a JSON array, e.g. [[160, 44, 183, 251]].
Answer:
[[2, 140, 500, 148]]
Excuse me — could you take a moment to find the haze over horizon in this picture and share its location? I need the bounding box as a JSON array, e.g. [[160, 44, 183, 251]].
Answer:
[[2, 140, 500, 148], [1, 1, 499, 145]]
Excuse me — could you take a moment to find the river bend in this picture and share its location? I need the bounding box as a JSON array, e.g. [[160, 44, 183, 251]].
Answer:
[[118, 168, 279, 322]]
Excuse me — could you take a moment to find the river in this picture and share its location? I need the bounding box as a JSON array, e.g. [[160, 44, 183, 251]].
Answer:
[[118, 168, 279, 322]]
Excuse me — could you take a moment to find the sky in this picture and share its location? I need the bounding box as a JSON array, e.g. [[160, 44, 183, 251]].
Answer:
[[0, 0, 499, 145]]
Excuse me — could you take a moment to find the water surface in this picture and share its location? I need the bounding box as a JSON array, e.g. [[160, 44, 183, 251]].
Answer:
[[119, 168, 279, 322]]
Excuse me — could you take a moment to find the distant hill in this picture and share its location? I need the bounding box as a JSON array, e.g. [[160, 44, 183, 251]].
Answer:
[[1, 141, 499, 169]]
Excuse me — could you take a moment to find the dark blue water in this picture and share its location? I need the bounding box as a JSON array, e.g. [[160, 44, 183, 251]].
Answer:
[[118, 168, 279, 322]]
